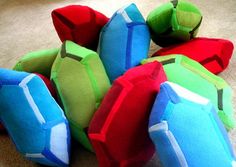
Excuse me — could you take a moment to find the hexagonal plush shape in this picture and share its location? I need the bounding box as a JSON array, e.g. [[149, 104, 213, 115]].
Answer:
[[88, 61, 167, 167], [51, 5, 109, 50], [147, 0, 202, 47], [142, 55, 235, 129], [153, 37, 234, 74], [51, 40, 110, 151], [149, 82, 236, 167], [13, 48, 59, 78], [0, 69, 70, 166], [98, 3, 150, 82]]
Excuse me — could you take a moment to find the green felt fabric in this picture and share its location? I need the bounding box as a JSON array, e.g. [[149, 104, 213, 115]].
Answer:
[[142, 55, 235, 130], [172, 1, 202, 33], [13, 48, 59, 78], [147, 0, 202, 46], [147, 2, 173, 35], [51, 40, 110, 151]]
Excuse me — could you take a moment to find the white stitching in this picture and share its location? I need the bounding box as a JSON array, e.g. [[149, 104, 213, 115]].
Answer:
[[149, 121, 168, 132], [19, 74, 46, 124], [149, 121, 188, 167]]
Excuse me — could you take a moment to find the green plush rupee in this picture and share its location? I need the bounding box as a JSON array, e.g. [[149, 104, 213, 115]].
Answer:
[[13, 48, 59, 78], [51, 40, 110, 151], [142, 54, 235, 130], [147, 0, 202, 46]]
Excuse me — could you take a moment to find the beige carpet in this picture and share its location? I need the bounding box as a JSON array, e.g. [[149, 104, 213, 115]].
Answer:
[[0, 0, 235, 166]]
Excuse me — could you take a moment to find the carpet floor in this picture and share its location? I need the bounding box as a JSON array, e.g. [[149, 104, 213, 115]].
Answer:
[[0, 0, 235, 166]]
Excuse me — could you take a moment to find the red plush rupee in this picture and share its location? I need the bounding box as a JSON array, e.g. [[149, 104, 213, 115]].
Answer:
[[51, 5, 109, 50], [153, 37, 234, 74], [88, 61, 167, 167]]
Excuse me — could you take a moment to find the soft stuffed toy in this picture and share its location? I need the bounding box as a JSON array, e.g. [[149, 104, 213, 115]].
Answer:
[[51, 40, 110, 151], [142, 55, 235, 130], [98, 3, 150, 82], [153, 37, 234, 74], [89, 61, 167, 167], [0, 73, 57, 131], [149, 81, 236, 167], [34, 73, 57, 98], [13, 48, 59, 78], [0, 69, 70, 166], [52, 5, 109, 50], [147, 0, 202, 47]]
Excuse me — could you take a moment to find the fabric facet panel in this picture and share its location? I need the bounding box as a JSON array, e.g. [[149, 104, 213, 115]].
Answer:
[[149, 82, 236, 167], [98, 3, 150, 82], [0, 69, 70, 166], [51, 40, 110, 151], [89, 61, 167, 167]]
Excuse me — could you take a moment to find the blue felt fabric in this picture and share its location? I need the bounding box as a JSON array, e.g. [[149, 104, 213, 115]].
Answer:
[[149, 82, 236, 167], [98, 3, 150, 82], [0, 69, 70, 167]]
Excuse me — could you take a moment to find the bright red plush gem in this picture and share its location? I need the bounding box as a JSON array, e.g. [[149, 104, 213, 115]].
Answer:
[[153, 37, 234, 74], [88, 61, 167, 167], [51, 5, 109, 50]]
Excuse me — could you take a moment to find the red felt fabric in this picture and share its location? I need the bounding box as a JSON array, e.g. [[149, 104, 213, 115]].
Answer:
[[51, 5, 109, 50], [88, 62, 167, 167], [35, 73, 57, 99], [0, 124, 4, 131], [153, 37, 234, 74]]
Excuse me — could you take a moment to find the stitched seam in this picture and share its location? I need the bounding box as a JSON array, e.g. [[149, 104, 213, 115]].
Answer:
[[19, 74, 46, 124], [83, 56, 102, 109]]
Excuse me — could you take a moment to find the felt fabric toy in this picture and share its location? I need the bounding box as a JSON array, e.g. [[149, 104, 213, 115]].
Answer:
[[13, 48, 59, 78], [34, 73, 57, 99], [142, 55, 235, 130], [88, 61, 167, 167], [0, 69, 70, 166], [51, 5, 109, 50], [51, 40, 110, 151], [149, 81, 236, 167], [0, 73, 57, 132], [98, 3, 150, 82], [153, 37, 234, 74], [147, 0, 202, 47]]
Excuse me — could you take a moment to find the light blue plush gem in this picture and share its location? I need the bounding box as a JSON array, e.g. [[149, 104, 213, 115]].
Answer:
[[0, 69, 70, 167], [149, 81, 236, 167]]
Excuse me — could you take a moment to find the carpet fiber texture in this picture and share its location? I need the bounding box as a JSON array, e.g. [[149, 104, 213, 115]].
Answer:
[[0, 0, 235, 166]]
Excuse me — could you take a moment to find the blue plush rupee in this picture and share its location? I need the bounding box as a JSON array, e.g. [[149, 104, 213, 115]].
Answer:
[[149, 81, 236, 167], [0, 69, 70, 167]]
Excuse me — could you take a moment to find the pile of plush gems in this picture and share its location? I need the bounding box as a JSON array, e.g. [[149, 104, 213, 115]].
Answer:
[[0, 0, 235, 167]]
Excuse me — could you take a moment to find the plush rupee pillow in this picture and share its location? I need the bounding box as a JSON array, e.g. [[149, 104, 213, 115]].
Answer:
[[147, 0, 202, 46], [51, 40, 110, 151], [89, 61, 167, 167], [0, 69, 70, 166], [149, 82, 236, 167], [52, 5, 109, 50], [98, 3, 150, 82], [153, 37, 234, 74], [13, 48, 59, 78]]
